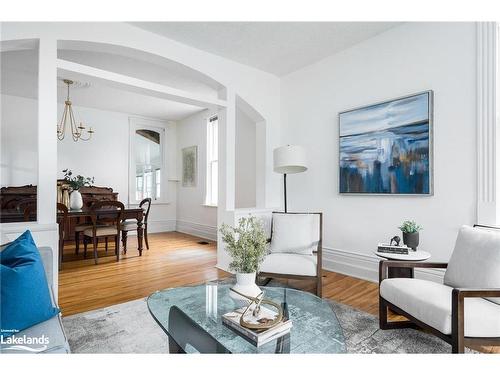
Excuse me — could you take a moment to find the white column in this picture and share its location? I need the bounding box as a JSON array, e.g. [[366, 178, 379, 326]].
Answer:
[[477, 22, 498, 225], [37, 38, 57, 224], [216, 89, 236, 271]]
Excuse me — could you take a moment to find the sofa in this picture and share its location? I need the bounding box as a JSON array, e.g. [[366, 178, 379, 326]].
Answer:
[[0, 246, 71, 354]]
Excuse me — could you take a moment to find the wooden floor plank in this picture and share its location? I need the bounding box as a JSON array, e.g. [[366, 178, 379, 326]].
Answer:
[[58, 231, 497, 353]]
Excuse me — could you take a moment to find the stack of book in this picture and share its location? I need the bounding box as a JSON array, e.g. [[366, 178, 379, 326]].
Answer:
[[377, 243, 411, 255], [222, 306, 292, 347]]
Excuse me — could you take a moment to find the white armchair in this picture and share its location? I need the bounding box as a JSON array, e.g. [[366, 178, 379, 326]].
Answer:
[[379, 225, 500, 353], [259, 212, 323, 297]]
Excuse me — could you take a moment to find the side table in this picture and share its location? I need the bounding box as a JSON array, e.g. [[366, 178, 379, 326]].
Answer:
[[374, 250, 431, 278]]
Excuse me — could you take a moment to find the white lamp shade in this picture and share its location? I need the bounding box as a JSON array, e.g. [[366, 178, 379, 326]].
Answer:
[[273, 145, 308, 174]]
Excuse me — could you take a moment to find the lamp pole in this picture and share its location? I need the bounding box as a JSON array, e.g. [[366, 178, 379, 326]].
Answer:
[[283, 173, 287, 213]]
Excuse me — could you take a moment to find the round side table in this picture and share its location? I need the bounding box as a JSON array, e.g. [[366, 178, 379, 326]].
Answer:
[[374, 250, 431, 278]]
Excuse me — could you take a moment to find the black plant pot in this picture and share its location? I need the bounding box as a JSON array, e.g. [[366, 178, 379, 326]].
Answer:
[[403, 232, 419, 251]]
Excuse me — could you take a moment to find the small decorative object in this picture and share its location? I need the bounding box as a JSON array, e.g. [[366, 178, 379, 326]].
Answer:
[[62, 188, 70, 208], [182, 146, 197, 187], [62, 169, 94, 210], [399, 220, 423, 251], [390, 235, 401, 246], [222, 288, 292, 347], [339, 91, 433, 195], [220, 216, 267, 302]]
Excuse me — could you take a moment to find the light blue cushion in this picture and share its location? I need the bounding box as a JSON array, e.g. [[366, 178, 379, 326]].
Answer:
[[1, 230, 60, 338]]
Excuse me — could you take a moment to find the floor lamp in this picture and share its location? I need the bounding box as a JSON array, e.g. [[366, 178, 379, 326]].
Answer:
[[273, 145, 308, 213]]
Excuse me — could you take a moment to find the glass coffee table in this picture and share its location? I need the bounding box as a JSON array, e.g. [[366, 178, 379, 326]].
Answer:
[[147, 284, 346, 354]]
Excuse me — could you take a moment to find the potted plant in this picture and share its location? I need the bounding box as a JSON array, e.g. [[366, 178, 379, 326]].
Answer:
[[398, 220, 423, 251], [62, 169, 94, 210], [220, 216, 268, 301]]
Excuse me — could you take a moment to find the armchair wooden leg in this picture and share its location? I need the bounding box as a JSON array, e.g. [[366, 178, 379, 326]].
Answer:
[[452, 290, 465, 353], [379, 296, 389, 329], [316, 276, 322, 298], [105, 237, 108, 252]]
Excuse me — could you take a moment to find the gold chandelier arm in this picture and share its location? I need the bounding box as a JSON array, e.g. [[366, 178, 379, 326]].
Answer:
[[68, 106, 80, 142], [57, 104, 69, 140]]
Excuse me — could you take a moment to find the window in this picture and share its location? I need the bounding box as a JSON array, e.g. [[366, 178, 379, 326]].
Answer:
[[155, 169, 161, 199], [205, 116, 218, 206], [129, 118, 167, 204]]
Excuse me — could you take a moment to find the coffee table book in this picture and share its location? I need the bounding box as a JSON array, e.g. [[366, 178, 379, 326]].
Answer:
[[222, 306, 292, 347], [377, 243, 410, 255]]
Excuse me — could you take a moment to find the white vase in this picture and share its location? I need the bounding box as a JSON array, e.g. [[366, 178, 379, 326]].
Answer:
[[229, 272, 262, 302], [69, 190, 83, 210]]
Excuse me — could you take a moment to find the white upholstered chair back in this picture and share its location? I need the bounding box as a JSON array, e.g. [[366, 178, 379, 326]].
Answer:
[[444, 225, 500, 304]]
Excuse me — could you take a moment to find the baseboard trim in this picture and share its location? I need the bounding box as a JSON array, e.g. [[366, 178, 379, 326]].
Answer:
[[176, 220, 217, 241], [126, 219, 176, 236], [322, 247, 445, 284]]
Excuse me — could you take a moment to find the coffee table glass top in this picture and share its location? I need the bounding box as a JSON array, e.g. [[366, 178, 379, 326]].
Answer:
[[147, 284, 346, 354]]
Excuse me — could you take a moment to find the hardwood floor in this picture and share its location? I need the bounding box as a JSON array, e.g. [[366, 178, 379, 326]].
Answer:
[[58, 231, 497, 353], [58, 232, 228, 316]]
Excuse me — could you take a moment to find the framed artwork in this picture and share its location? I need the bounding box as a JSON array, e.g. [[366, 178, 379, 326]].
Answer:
[[339, 91, 433, 195], [182, 146, 197, 187]]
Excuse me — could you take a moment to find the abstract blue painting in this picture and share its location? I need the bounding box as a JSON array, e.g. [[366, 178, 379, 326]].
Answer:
[[339, 91, 432, 194]]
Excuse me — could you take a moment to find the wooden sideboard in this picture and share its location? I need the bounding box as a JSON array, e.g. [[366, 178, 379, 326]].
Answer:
[[0, 182, 119, 235]]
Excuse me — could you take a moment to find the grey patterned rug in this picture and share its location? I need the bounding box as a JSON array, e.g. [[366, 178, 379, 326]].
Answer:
[[62, 287, 465, 354]]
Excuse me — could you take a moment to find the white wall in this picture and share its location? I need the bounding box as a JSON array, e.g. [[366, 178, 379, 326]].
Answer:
[[176, 109, 217, 240], [57, 104, 177, 233], [1, 22, 282, 273], [1, 94, 38, 187], [281, 22, 477, 282], [235, 107, 257, 208]]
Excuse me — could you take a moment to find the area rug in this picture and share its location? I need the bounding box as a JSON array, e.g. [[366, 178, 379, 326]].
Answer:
[[62, 288, 469, 354]]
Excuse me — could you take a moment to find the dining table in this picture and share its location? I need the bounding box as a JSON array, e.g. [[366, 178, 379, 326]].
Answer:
[[0, 205, 146, 256]]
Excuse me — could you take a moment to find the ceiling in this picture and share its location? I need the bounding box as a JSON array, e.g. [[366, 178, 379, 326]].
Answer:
[[1, 48, 206, 121], [131, 22, 401, 76]]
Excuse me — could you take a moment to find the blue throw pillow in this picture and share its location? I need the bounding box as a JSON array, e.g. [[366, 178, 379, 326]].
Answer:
[[0, 230, 60, 338]]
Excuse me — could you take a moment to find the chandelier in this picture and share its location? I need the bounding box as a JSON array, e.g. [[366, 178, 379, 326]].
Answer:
[[57, 79, 94, 141]]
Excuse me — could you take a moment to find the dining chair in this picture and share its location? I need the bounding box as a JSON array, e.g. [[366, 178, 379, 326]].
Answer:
[[167, 305, 230, 353], [23, 202, 68, 271], [56, 203, 69, 270], [17, 198, 37, 221], [22, 201, 37, 222], [121, 197, 152, 253], [83, 200, 124, 265]]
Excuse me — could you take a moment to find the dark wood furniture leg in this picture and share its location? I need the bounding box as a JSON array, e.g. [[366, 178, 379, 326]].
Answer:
[[58, 234, 64, 271], [144, 223, 149, 250], [122, 230, 128, 254], [137, 217, 144, 256], [115, 234, 120, 261], [93, 236, 98, 265], [451, 289, 465, 353], [75, 231, 80, 255]]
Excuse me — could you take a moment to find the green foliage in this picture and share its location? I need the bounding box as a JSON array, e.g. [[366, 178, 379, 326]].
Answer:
[[62, 169, 94, 191], [219, 216, 268, 273], [398, 220, 422, 233]]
